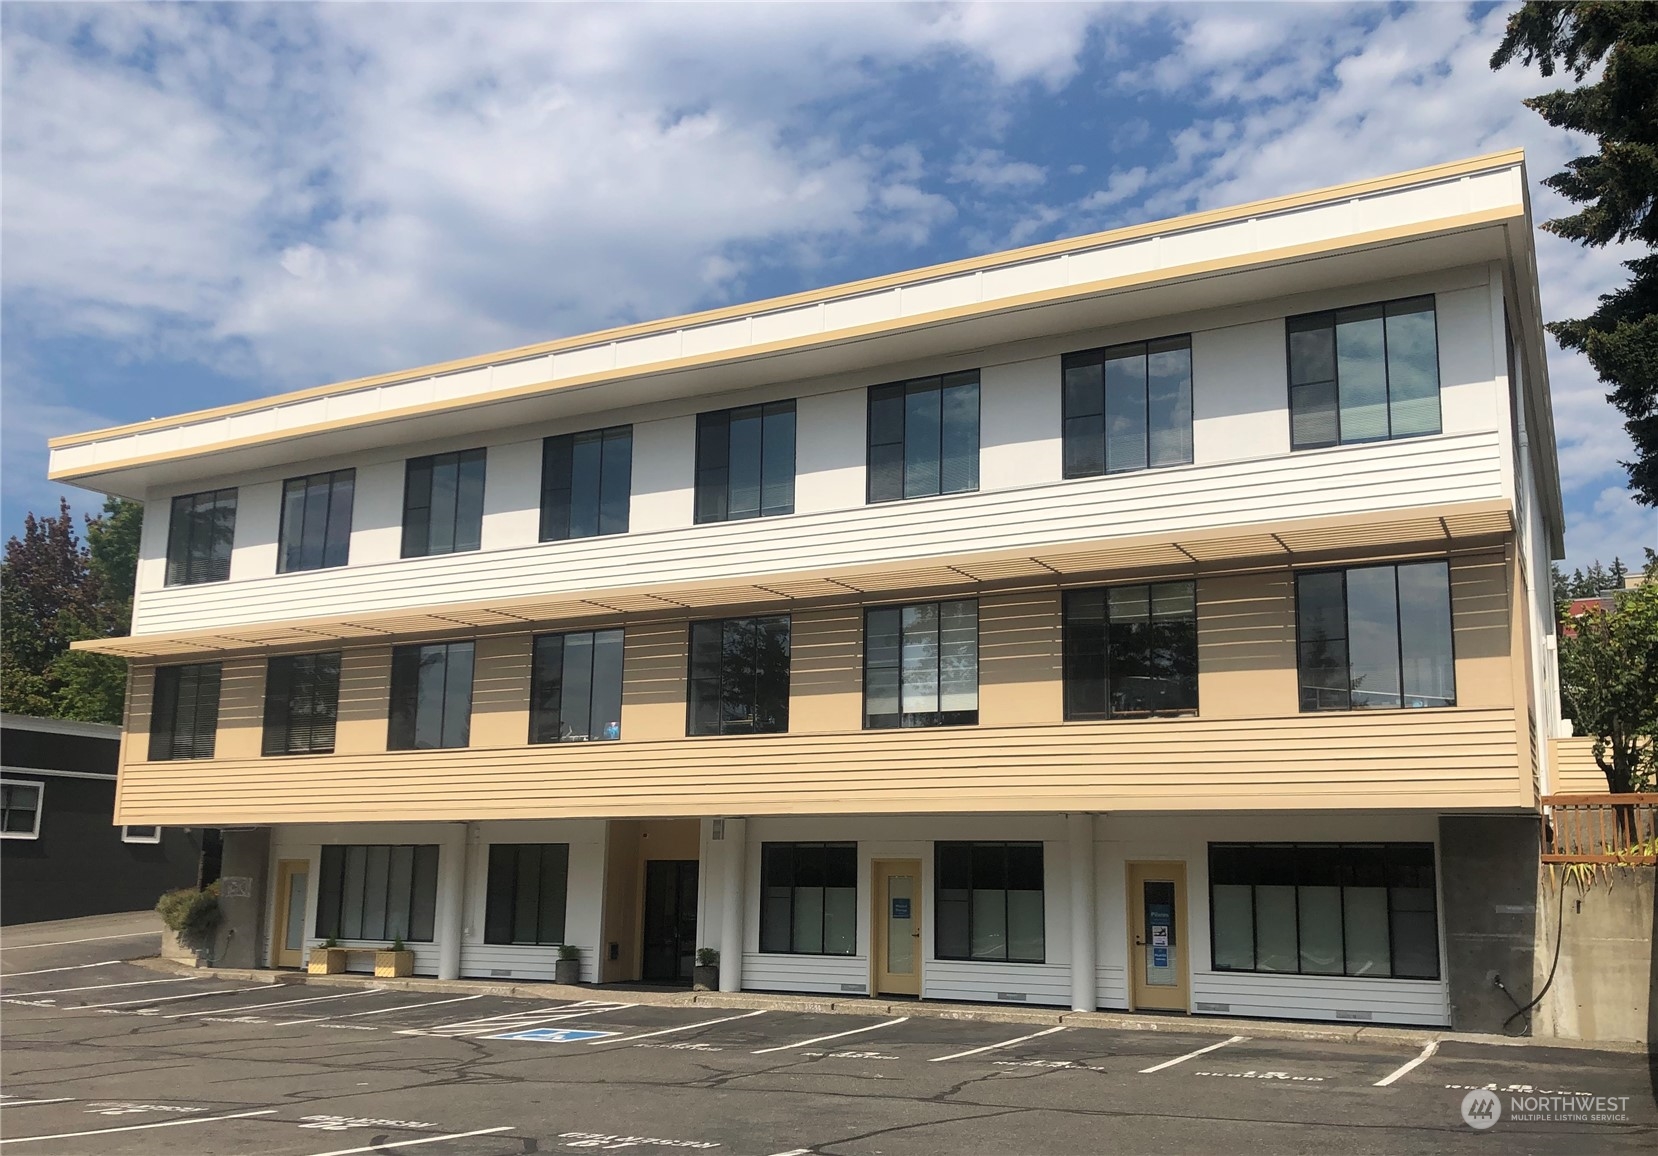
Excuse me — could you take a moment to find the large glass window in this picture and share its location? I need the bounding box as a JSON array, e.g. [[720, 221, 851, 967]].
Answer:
[[388, 641, 475, 749], [867, 372, 979, 502], [262, 652, 342, 756], [278, 469, 354, 573], [165, 488, 237, 586], [935, 842, 1044, 963], [1288, 296, 1440, 449], [530, 629, 624, 743], [760, 842, 857, 955], [687, 616, 791, 735], [542, 426, 631, 541], [1063, 337, 1193, 477], [402, 449, 486, 558], [484, 843, 570, 945], [864, 600, 978, 729], [1064, 581, 1197, 719], [1296, 561, 1455, 712], [695, 402, 796, 523], [1208, 843, 1440, 979], [148, 663, 222, 761], [0, 780, 43, 839], [315, 844, 440, 942]]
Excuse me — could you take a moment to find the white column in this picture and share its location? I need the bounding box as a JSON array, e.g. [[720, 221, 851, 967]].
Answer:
[[1067, 813, 1097, 1013], [719, 817, 747, 993], [436, 824, 468, 981]]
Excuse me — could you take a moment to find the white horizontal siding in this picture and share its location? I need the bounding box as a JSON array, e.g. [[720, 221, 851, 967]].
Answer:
[[301, 936, 442, 978], [1190, 971, 1449, 1026], [923, 961, 1072, 1008], [1096, 964, 1129, 1010], [460, 943, 597, 984], [742, 952, 869, 995]]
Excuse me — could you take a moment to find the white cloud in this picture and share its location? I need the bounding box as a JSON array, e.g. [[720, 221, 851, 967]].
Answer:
[[949, 148, 1047, 191]]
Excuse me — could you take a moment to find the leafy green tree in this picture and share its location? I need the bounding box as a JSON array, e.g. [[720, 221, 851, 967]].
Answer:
[[1558, 558, 1658, 792], [1492, 3, 1658, 505]]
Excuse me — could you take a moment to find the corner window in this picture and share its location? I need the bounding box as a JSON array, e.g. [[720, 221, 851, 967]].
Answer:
[[530, 629, 624, 743], [1209, 843, 1440, 979], [1063, 336, 1193, 477], [542, 426, 631, 541], [864, 600, 978, 729], [402, 449, 486, 558], [165, 488, 237, 586], [315, 844, 439, 942], [935, 842, 1044, 963], [122, 825, 161, 844], [867, 372, 979, 502], [0, 780, 42, 840], [760, 842, 857, 955], [1288, 296, 1440, 449], [263, 652, 342, 756], [388, 641, 475, 750], [149, 663, 222, 761], [687, 616, 791, 736], [695, 402, 795, 523], [1296, 561, 1455, 712], [279, 469, 354, 573], [484, 843, 570, 945], [1064, 582, 1197, 719]]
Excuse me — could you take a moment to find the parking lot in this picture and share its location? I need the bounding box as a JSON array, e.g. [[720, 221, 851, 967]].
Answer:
[[2, 927, 1653, 1154]]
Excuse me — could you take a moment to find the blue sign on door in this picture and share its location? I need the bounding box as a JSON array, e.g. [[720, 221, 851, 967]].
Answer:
[[1152, 947, 1169, 968], [891, 898, 911, 919]]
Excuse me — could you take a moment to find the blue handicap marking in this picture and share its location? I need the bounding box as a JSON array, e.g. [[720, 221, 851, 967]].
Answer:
[[486, 1028, 619, 1043]]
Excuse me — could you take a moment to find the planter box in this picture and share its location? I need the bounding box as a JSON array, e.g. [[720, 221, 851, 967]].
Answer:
[[160, 928, 201, 967], [554, 958, 582, 985], [308, 947, 346, 975], [375, 950, 414, 978], [692, 964, 719, 992]]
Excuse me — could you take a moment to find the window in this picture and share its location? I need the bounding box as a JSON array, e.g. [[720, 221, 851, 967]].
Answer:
[[1064, 582, 1197, 719], [122, 826, 161, 844], [760, 842, 857, 955], [1296, 561, 1455, 711], [484, 843, 570, 945], [695, 402, 795, 523], [388, 641, 475, 749], [402, 449, 486, 558], [165, 488, 237, 585], [867, 372, 979, 502], [530, 629, 624, 743], [935, 842, 1044, 963], [541, 426, 631, 541], [864, 600, 978, 729], [315, 844, 440, 942], [1288, 296, 1440, 449], [148, 663, 222, 761], [1209, 843, 1440, 979], [278, 469, 354, 573], [1063, 336, 1193, 477], [263, 652, 343, 756], [686, 616, 791, 736], [0, 780, 42, 839]]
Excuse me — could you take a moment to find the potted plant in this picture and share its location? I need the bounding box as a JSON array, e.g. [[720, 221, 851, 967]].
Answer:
[[693, 947, 719, 992], [155, 883, 221, 966], [375, 936, 414, 978], [554, 944, 582, 985], [308, 936, 345, 975]]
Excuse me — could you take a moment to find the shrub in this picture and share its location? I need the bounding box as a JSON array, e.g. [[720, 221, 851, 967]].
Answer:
[[155, 882, 221, 951], [695, 947, 719, 968], [557, 943, 580, 961]]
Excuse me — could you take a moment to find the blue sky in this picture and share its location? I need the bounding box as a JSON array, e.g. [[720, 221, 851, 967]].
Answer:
[[3, 2, 1651, 571]]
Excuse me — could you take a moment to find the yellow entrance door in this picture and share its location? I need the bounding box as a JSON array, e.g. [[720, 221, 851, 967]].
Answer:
[[272, 859, 310, 968], [872, 859, 922, 997], [1127, 861, 1189, 1012]]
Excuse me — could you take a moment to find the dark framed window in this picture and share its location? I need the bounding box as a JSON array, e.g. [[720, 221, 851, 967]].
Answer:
[[165, 488, 237, 586], [760, 842, 857, 955], [279, 469, 354, 573], [1288, 296, 1440, 449], [262, 652, 342, 756], [1209, 843, 1440, 979], [315, 844, 439, 942], [935, 842, 1044, 963], [530, 629, 624, 743], [1064, 582, 1197, 719], [388, 641, 475, 749], [484, 843, 570, 945], [687, 616, 791, 736], [541, 426, 631, 541], [1063, 336, 1193, 477], [1296, 561, 1455, 712], [402, 449, 486, 558], [695, 402, 795, 523], [867, 372, 979, 502], [148, 663, 222, 761], [0, 780, 42, 839], [864, 600, 978, 729]]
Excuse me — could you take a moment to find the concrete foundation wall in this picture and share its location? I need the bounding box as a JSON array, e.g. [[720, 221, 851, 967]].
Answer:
[[1439, 815, 1540, 1034], [1532, 865, 1655, 1045], [213, 828, 270, 969]]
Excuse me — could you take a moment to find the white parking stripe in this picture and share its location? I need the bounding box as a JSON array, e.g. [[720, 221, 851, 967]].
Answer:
[[401, 1001, 635, 1037], [752, 1017, 909, 1055], [0, 932, 157, 951], [600, 1009, 767, 1043], [929, 1025, 1067, 1062], [301, 1126, 515, 1156], [165, 987, 383, 1019], [12, 977, 198, 997], [1138, 1034, 1247, 1073], [0, 1108, 276, 1144], [0, 1099, 75, 1107], [81, 984, 269, 1009], [340, 993, 482, 1018], [1, 960, 122, 978], [1374, 1040, 1438, 1087]]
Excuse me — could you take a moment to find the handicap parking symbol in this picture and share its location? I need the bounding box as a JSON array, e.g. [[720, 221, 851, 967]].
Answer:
[[486, 1028, 619, 1043]]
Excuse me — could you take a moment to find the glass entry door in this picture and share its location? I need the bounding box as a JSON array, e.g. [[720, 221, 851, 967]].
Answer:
[[1127, 861, 1189, 1012], [272, 859, 309, 968], [873, 859, 922, 996], [641, 860, 699, 982]]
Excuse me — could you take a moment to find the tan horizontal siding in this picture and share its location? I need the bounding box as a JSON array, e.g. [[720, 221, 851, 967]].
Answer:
[[1550, 736, 1608, 794]]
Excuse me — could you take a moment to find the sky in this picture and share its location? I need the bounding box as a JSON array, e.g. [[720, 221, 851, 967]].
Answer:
[[2, 1, 1652, 574]]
